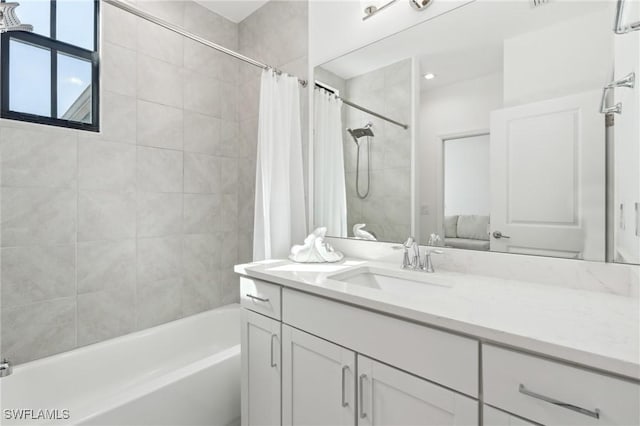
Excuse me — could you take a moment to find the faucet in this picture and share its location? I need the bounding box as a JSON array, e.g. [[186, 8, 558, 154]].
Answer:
[[422, 249, 443, 273], [0, 358, 12, 377], [399, 236, 442, 272]]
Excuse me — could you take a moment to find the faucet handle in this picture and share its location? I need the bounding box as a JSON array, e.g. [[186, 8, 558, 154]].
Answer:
[[422, 249, 443, 273], [403, 236, 415, 248]]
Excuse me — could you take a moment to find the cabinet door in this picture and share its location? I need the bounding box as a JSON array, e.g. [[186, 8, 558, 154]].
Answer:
[[241, 309, 281, 426], [282, 325, 356, 426], [357, 355, 478, 426], [484, 406, 537, 426]]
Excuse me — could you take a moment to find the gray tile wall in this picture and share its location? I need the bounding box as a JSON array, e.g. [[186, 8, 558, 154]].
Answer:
[[0, 0, 255, 364], [344, 59, 412, 243]]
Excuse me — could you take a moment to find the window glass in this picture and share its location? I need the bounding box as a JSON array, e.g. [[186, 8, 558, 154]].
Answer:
[[57, 52, 92, 123], [13, 0, 50, 37], [56, 0, 95, 50], [9, 39, 51, 117]]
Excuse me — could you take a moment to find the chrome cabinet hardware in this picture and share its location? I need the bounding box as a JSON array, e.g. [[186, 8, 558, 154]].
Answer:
[[0, 359, 11, 378], [341, 366, 350, 407], [614, 0, 640, 34], [359, 374, 368, 418], [519, 384, 601, 419], [600, 72, 636, 114], [492, 231, 511, 239], [270, 334, 277, 368], [636, 203, 639, 236], [245, 294, 269, 303]]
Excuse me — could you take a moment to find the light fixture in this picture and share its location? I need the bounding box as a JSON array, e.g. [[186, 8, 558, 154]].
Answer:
[[361, 0, 398, 21], [410, 0, 435, 11], [424, 73, 436, 80], [0, 2, 33, 33]]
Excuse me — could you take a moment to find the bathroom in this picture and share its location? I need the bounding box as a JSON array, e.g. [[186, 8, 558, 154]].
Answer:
[[0, 0, 638, 425]]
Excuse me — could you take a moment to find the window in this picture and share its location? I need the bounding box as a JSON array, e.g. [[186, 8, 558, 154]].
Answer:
[[1, 0, 99, 131]]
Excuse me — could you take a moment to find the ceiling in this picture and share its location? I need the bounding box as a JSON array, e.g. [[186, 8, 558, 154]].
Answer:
[[193, 0, 269, 23]]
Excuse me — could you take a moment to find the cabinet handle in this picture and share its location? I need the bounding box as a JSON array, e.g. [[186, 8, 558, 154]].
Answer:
[[359, 374, 367, 419], [245, 294, 269, 303], [341, 366, 350, 407], [635, 203, 639, 237], [519, 384, 600, 419], [270, 334, 277, 368]]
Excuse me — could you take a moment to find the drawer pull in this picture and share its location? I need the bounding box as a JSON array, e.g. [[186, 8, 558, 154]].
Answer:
[[341, 366, 350, 407], [359, 374, 367, 419], [245, 294, 269, 303], [519, 384, 601, 419], [270, 334, 277, 368]]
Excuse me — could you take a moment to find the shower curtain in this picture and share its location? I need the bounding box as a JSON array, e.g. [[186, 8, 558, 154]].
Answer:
[[253, 69, 307, 261], [313, 89, 347, 237]]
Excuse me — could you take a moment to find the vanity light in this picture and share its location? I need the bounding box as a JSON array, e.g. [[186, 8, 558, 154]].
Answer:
[[361, 0, 398, 20], [424, 73, 436, 80]]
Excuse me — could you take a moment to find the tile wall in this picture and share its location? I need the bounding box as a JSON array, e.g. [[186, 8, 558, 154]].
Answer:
[[0, 0, 308, 364]]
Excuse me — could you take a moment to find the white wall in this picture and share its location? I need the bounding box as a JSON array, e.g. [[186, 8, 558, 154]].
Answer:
[[418, 72, 503, 241], [309, 0, 472, 66], [444, 134, 490, 216], [503, 8, 613, 107]]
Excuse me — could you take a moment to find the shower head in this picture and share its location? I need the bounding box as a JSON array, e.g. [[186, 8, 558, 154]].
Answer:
[[0, 2, 33, 33], [347, 122, 374, 144]]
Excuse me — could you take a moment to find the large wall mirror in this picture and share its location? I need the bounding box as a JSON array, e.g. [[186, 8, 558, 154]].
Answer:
[[313, 0, 640, 265]]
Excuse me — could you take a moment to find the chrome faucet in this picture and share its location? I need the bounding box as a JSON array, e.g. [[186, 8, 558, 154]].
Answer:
[[0, 358, 12, 377], [399, 236, 442, 272], [422, 249, 443, 273]]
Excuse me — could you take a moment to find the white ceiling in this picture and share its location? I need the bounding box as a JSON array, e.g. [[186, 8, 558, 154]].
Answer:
[[193, 0, 269, 23]]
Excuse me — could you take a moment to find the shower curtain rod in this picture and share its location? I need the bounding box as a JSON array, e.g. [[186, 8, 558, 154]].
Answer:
[[103, 0, 308, 87], [315, 83, 409, 130]]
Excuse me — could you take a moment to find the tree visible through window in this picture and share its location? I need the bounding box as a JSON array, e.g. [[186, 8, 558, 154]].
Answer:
[[1, 0, 99, 131]]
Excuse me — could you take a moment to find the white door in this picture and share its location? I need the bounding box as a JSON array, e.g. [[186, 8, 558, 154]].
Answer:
[[613, 1, 640, 264], [490, 90, 605, 260], [484, 406, 537, 426], [282, 325, 356, 426], [357, 355, 477, 426], [241, 309, 281, 426]]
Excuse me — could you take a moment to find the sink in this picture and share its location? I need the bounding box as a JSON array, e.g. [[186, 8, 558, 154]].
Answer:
[[329, 266, 450, 295]]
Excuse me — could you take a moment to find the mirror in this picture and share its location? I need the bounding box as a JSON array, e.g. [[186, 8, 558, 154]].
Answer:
[[313, 0, 640, 264]]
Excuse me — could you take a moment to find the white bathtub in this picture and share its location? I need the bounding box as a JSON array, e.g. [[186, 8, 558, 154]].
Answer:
[[1, 304, 241, 426]]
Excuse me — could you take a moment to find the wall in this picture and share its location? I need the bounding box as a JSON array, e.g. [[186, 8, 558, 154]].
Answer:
[[503, 9, 613, 107], [419, 72, 503, 241], [0, 0, 244, 364], [342, 59, 412, 243], [236, 0, 309, 262]]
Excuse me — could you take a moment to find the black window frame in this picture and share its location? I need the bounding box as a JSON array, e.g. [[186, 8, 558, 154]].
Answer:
[[0, 0, 100, 132]]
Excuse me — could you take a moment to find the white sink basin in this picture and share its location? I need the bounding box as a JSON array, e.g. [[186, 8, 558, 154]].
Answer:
[[329, 266, 450, 295]]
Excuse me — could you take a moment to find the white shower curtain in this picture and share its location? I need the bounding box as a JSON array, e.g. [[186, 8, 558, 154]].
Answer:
[[253, 69, 307, 261], [313, 89, 347, 237]]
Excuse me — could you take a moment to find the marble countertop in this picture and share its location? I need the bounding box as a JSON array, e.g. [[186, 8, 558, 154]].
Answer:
[[235, 258, 640, 381]]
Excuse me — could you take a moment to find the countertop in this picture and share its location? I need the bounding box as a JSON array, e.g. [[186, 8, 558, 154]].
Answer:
[[234, 258, 640, 381]]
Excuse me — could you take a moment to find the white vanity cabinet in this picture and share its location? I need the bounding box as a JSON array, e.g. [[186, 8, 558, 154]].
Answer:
[[239, 275, 639, 426], [281, 325, 356, 425], [358, 355, 478, 425], [241, 309, 281, 426]]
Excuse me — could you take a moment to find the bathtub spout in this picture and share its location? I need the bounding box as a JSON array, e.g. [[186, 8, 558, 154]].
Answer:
[[0, 358, 12, 377]]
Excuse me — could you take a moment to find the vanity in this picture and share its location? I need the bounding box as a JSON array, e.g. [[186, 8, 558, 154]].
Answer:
[[235, 258, 639, 426]]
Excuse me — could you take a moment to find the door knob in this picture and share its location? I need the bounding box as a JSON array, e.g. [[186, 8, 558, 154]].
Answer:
[[492, 231, 511, 239]]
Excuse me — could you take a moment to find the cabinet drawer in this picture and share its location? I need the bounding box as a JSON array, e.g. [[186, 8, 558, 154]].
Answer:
[[483, 345, 640, 426], [282, 288, 478, 397], [241, 277, 281, 320]]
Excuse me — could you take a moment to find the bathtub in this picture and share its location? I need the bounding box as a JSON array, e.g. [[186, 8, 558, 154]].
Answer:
[[1, 304, 241, 426]]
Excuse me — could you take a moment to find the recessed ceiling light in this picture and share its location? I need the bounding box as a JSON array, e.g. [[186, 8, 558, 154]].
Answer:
[[424, 73, 436, 80]]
